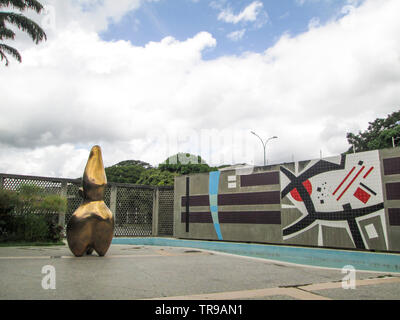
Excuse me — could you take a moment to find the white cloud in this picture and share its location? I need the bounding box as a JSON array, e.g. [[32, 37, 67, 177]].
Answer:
[[218, 1, 264, 24], [341, 0, 365, 15], [296, 0, 366, 12], [227, 29, 246, 41], [0, 0, 399, 178], [0, 144, 89, 178], [1, 0, 150, 50], [308, 17, 321, 29]]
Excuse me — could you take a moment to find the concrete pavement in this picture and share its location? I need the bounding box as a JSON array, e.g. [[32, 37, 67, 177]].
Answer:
[[0, 244, 399, 300]]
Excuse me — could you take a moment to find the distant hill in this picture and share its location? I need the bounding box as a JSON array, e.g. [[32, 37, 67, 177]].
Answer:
[[104, 154, 231, 186], [158, 153, 218, 175], [111, 160, 153, 169], [105, 160, 152, 184]]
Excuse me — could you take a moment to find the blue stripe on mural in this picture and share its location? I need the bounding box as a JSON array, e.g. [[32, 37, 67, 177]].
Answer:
[[209, 171, 222, 240], [214, 223, 223, 240], [209, 171, 220, 195], [210, 205, 218, 212]]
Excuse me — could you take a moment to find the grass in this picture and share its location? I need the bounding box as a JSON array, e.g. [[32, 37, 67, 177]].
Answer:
[[0, 240, 65, 247]]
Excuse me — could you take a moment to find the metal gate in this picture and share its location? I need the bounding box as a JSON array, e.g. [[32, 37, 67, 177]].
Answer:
[[114, 185, 154, 236], [158, 188, 174, 236]]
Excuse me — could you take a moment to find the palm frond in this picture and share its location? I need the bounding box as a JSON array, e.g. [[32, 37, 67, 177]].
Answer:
[[0, 0, 44, 13], [0, 0, 45, 66], [0, 47, 10, 66], [0, 12, 46, 44], [0, 0, 26, 11], [23, 0, 44, 13], [0, 26, 15, 40], [0, 43, 21, 65]]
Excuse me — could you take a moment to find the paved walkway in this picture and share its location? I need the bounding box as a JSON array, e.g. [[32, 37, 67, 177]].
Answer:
[[0, 244, 399, 300]]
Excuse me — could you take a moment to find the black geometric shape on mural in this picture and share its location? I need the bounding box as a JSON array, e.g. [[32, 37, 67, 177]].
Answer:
[[348, 218, 365, 250], [360, 182, 377, 196], [358, 161, 364, 166], [281, 154, 346, 199], [317, 187, 322, 192], [320, 200, 324, 204], [343, 203, 351, 211]]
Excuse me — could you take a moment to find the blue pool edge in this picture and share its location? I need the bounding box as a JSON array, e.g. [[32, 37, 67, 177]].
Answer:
[[112, 237, 400, 274]]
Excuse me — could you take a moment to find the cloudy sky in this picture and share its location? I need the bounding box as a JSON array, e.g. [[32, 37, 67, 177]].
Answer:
[[0, 0, 399, 178]]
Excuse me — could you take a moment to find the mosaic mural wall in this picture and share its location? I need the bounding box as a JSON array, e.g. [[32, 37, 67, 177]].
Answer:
[[173, 148, 400, 252], [281, 150, 386, 250]]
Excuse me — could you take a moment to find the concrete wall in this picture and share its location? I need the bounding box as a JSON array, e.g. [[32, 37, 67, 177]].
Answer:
[[380, 148, 400, 251], [174, 166, 282, 243], [173, 148, 400, 252]]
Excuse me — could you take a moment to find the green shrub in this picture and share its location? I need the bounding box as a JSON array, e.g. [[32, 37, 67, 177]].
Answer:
[[0, 189, 19, 214], [38, 194, 67, 212], [0, 184, 66, 243], [21, 214, 49, 242], [0, 189, 20, 240]]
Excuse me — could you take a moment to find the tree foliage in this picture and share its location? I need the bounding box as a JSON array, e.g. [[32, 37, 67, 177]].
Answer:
[[158, 153, 218, 175], [0, 0, 46, 66], [105, 153, 223, 187], [136, 169, 178, 187], [113, 160, 153, 169], [105, 160, 152, 184], [346, 110, 400, 153]]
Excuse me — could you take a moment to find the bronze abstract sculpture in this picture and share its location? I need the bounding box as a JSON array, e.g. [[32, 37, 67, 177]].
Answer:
[[67, 146, 114, 257]]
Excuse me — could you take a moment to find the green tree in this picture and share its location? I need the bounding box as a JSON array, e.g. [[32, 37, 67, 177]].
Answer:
[[136, 169, 178, 186], [0, 0, 47, 66], [158, 153, 218, 175], [113, 160, 152, 169], [104, 154, 227, 187], [105, 160, 152, 184], [346, 110, 400, 153]]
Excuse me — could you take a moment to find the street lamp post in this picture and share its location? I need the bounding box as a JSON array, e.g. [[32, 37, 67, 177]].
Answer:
[[392, 121, 400, 147], [393, 137, 400, 148], [251, 131, 278, 166]]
